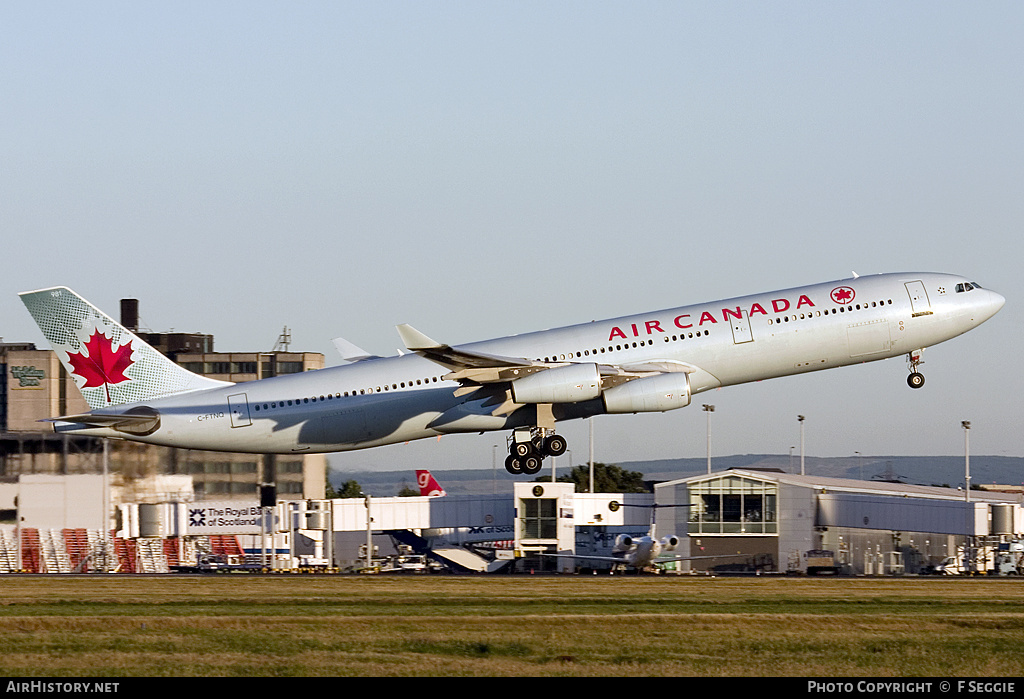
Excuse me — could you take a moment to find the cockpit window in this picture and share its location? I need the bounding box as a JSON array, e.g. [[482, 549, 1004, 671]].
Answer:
[[956, 282, 980, 293]]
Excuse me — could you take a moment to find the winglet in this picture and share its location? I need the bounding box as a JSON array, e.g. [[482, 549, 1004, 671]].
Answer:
[[331, 337, 380, 362], [396, 324, 444, 351]]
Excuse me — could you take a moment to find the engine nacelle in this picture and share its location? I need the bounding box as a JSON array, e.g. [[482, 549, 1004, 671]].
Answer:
[[613, 534, 634, 552], [511, 363, 601, 404], [660, 535, 680, 552], [602, 373, 692, 414]]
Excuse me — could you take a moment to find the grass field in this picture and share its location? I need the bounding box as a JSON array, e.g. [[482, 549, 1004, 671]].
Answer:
[[0, 575, 1022, 677]]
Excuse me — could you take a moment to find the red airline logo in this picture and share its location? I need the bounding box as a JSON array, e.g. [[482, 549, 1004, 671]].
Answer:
[[830, 286, 855, 304], [66, 330, 134, 403]]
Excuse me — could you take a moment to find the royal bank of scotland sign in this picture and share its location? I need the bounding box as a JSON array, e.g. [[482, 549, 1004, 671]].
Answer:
[[186, 501, 268, 534]]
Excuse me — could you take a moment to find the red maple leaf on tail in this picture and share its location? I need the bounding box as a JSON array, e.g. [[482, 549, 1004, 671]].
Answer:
[[66, 330, 134, 403]]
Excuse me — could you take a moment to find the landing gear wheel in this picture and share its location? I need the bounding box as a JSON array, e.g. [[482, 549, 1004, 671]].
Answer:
[[505, 455, 524, 475], [542, 435, 567, 457], [522, 454, 544, 475], [512, 442, 532, 458], [906, 350, 925, 389]]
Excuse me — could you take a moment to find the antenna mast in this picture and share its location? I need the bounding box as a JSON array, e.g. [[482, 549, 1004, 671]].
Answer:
[[272, 326, 291, 352]]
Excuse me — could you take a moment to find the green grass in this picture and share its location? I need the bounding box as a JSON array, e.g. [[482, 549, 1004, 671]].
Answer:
[[0, 576, 1021, 676]]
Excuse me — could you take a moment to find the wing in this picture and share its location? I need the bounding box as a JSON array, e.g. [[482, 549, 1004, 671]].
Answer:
[[396, 324, 548, 372], [540, 552, 750, 568], [541, 553, 630, 564], [396, 324, 704, 415], [656, 553, 751, 563]]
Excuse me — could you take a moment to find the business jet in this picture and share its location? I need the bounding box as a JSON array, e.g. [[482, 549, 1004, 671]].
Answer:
[[545, 531, 685, 572], [543, 530, 746, 572], [19, 272, 1003, 476]]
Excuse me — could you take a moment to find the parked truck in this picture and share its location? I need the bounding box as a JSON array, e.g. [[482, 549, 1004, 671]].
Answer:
[[804, 549, 841, 576]]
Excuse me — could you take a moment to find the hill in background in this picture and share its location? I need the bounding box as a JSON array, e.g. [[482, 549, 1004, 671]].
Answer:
[[329, 454, 1023, 497]]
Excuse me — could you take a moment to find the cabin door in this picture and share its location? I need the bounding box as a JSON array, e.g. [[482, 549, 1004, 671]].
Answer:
[[905, 281, 932, 317], [227, 393, 252, 428], [730, 311, 753, 344]]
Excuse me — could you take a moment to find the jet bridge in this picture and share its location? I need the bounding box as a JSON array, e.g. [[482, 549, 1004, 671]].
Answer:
[[513, 483, 654, 573]]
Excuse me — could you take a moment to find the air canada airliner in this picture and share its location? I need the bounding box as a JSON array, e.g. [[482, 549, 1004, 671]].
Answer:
[[20, 272, 1003, 476]]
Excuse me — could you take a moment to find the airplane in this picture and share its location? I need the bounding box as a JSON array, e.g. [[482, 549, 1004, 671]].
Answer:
[[416, 470, 446, 497], [542, 531, 745, 573], [541, 503, 746, 572], [19, 272, 1004, 477]]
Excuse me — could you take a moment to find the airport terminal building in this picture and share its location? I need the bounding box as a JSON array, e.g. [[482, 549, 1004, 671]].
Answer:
[[655, 469, 1023, 575]]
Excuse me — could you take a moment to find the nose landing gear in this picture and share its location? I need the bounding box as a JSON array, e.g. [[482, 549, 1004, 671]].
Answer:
[[907, 350, 925, 389], [504, 427, 568, 476]]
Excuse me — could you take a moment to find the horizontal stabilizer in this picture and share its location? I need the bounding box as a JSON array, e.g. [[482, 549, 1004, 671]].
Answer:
[[47, 406, 161, 436], [48, 412, 154, 428]]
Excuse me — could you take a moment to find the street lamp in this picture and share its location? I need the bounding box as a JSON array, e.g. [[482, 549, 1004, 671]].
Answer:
[[798, 415, 806, 476], [702, 404, 715, 474], [492, 444, 498, 494], [589, 419, 595, 495], [962, 421, 971, 502]]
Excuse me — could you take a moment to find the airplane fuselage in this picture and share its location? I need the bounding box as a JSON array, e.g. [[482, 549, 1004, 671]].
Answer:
[[52, 272, 1004, 454]]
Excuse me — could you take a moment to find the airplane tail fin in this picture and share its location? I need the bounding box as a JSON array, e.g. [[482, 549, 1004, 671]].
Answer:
[[416, 470, 447, 497], [19, 286, 231, 410]]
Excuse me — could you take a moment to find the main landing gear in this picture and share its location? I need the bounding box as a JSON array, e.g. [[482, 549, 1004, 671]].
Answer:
[[504, 427, 568, 476], [907, 350, 925, 389]]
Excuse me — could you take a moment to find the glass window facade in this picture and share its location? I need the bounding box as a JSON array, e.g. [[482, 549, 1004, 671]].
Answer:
[[688, 475, 778, 535], [520, 498, 558, 539]]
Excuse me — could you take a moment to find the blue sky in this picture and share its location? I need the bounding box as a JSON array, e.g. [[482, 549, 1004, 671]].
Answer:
[[3, 3, 1022, 473]]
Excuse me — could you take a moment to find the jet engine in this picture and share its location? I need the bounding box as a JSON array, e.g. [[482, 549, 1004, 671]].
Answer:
[[613, 534, 634, 552], [602, 373, 692, 413], [510, 363, 601, 404], [660, 535, 680, 551]]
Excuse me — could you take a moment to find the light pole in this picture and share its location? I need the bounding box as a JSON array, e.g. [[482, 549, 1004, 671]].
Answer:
[[789, 446, 795, 473], [702, 404, 715, 474], [492, 444, 498, 494], [962, 421, 971, 502], [589, 419, 595, 495], [798, 415, 806, 476]]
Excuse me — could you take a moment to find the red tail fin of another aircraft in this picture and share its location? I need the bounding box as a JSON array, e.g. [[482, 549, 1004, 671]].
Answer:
[[416, 470, 446, 497]]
